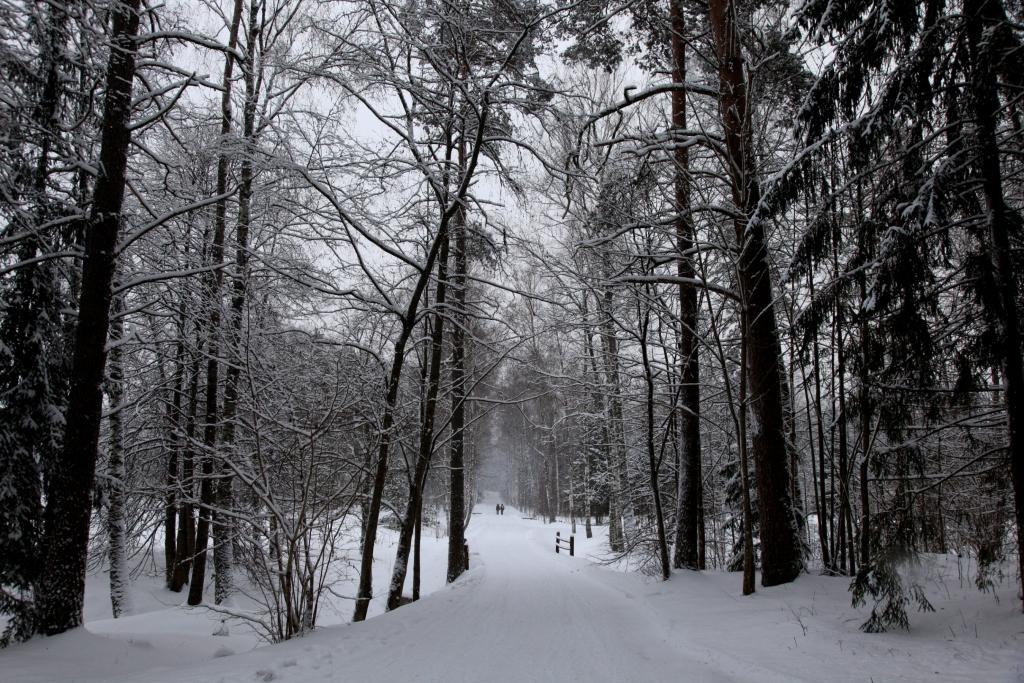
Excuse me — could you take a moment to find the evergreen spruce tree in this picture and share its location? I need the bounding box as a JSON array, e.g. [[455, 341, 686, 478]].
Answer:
[[794, 0, 1024, 623], [0, 0, 73, 643]]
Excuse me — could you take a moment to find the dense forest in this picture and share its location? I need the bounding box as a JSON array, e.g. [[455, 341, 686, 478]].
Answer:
[[1, 0, 1021, 657]]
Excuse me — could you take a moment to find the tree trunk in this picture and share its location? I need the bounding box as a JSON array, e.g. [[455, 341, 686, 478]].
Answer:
[[584, 426, 594, 540], [855, 181, 873, 571], [188, 0, 245, 606], [669, 0, 702, 572], [447, 150, 469, 583], [163, 405, 178, 590], [582, 293, 610, 545], [413, 499, 423, 601], [0, 0, 69, 636], [36, 0, 143, 634], [171, 337, 201, 592], [553, 436, 561, 522], [835, 285, 850, 574], [216, 0, 261, 608], [105, 302, 132, 618], [965, 0, 1024, 612], [598, 286, 628, 552], [388, 229, 449, 610], [352, 218, 453, 621], [806, 263, 832, 571], [163, 303, 188, 589], [739, 310, 756, 595], [708, 0, 802, 586], [640, 304, 670, 580]]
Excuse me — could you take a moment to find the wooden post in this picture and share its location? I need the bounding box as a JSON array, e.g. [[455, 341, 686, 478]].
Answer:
[[556, 532, 576, 556]]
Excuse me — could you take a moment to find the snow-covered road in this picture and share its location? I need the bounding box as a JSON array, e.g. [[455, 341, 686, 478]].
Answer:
[[360, 493, 727, 682], [105, 495, 731, 683], [158, 496, 725, 682], [7, 493, 1022, 682]]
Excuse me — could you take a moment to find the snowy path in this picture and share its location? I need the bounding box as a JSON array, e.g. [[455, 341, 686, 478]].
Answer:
[[6, 494, 1022, 682], [349, 495, 727, 682], [114, 496, 735, 683]]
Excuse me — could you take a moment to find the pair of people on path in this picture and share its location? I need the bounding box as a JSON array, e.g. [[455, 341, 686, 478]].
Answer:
[[495, 503, 505, 515]]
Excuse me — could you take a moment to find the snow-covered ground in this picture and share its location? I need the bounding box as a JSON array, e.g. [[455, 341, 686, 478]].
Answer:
[[1, 518, 452, 683], [4, 493, 1022, 682]]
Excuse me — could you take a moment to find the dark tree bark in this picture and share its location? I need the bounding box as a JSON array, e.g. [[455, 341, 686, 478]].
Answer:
[[855, 179, 873, 571], [597, 284, 628, 553], [349, 108, 490, 615], [351, 220, 450, 621], [738, 311, 756, 596], [806, 259, 832, 571], [639, 300, 670, 580], [188, 0, 244, 606], [582, 294, 602, 542], [187, 423, 216, 604], [447, 136, 469, 583], [835, 274, 851, 574], [0, 0, 69, 633], [965, 0, 1024, 612], [163, 307, 186, 589], [446, 137, 472, 582], [708, 0, 802, 586], [388, 229, 449, 610], [163, 421, 178, 589], [858, 304, 873, 571], [358, 428, 373, 551], [668, 0, 703, 572], [171, 335, 201, 592], [215, 0, 261, 608], [35, 0, 143, 634], [412, 498, 423, 600]]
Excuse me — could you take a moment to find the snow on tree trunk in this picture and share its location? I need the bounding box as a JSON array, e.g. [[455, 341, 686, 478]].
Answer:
[[668, 0, 703, 573], [35, 0, 143, 635], [388, 230, 449, 610], [188, 0, 244, 608], [105, 302, 133, 618], [965, 0, 1024, 612], [599, 285, 628, 553], [353, 220, 452, 622], [447, 188, 469, 584], [171, 344, 200, 593], [0, 0, 71, 644], [708, 0, 802, 587]]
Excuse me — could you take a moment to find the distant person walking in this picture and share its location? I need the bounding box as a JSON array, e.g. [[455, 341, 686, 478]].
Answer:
[[499, 504, 505, 515], [496, 503, 500, 515]]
